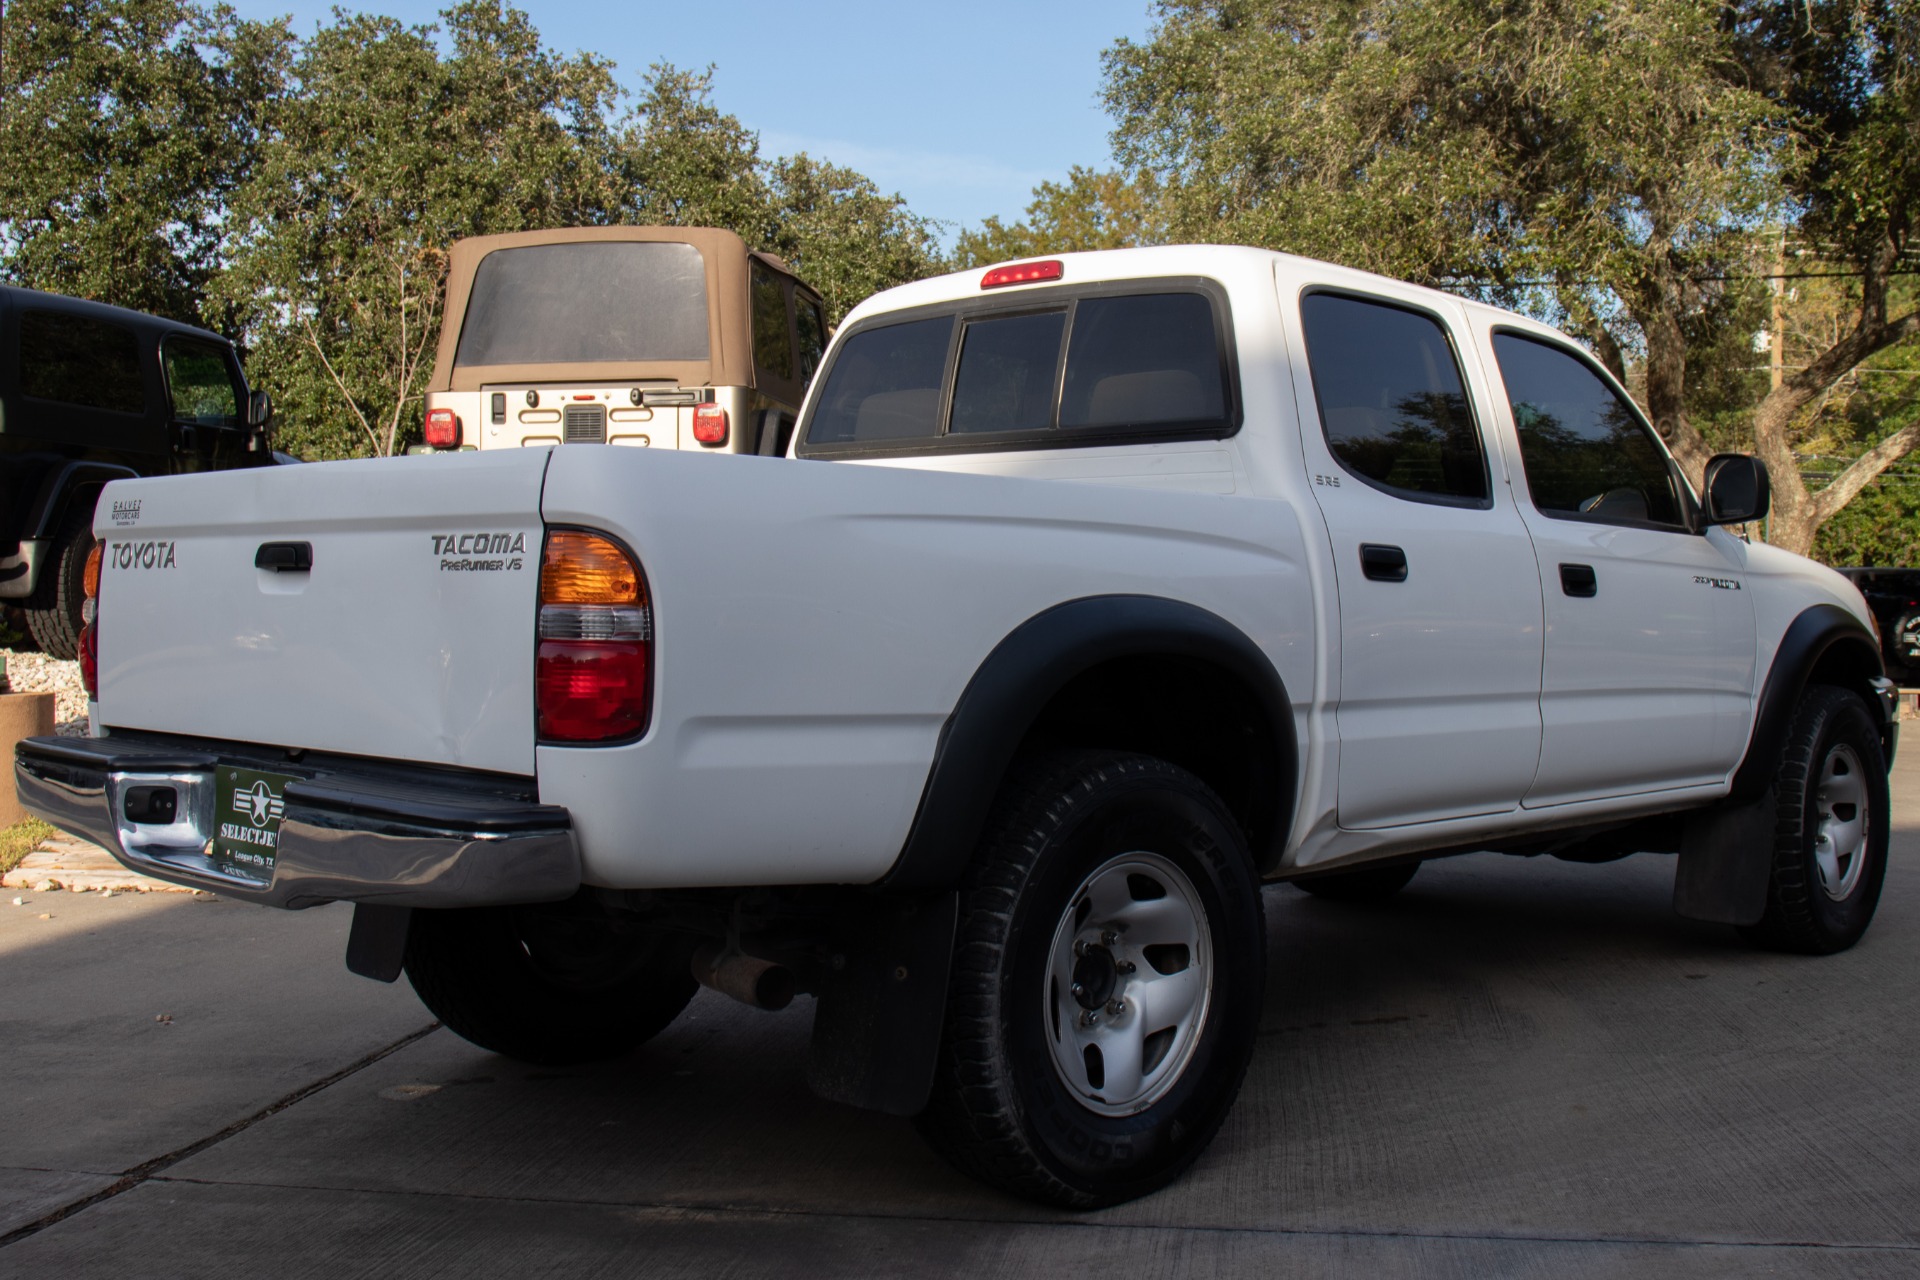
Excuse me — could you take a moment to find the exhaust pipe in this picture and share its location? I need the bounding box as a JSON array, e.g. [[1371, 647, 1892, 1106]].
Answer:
[[692, 942, 795, 1011]]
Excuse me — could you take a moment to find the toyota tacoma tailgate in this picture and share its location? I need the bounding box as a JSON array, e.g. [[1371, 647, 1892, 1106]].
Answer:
[[92, 448, 550, 776]]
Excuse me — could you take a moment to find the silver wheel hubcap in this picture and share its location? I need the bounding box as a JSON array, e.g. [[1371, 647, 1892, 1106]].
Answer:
[[1043, 851, 1212, 1117], [1813, 743, 1869, 902]]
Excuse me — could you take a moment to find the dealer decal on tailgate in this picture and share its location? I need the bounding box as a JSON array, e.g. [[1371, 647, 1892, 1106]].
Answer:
[[212, 767, 297, 882]]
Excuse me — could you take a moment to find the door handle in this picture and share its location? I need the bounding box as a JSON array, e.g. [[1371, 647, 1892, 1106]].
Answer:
[[1359, 543, 1408, 582], [256, 542, 313, 573], [1560, 563, 1597, 597]]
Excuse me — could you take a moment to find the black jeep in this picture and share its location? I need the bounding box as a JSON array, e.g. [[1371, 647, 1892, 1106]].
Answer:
[[1835, 567, 1920, 685], [1, 285, 273, 658]]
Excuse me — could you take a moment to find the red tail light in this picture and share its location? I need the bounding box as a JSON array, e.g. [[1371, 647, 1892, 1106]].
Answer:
[[79, 541, 103, 698], [692, 403, 728, 447], [536, 530, 651, 742], [424, 407, 462, 448], [982, 259, 1064, 289]]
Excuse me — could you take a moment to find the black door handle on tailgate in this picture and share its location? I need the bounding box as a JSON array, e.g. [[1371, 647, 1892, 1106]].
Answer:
[[256, 542, 313, 572], [1359, 543, 1408, 582]]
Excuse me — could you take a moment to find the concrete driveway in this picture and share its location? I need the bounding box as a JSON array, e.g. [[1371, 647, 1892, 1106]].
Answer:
[[4, 754, 1917, 1278]]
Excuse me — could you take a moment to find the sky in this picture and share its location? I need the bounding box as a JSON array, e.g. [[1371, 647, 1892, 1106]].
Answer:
[[223, 0, 1160, 242]]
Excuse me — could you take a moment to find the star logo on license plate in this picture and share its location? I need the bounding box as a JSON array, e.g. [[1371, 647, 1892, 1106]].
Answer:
[[235, 780, 285, 828]]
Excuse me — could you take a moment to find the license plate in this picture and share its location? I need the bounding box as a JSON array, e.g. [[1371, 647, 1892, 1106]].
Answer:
[[212, 767, 298, 883]]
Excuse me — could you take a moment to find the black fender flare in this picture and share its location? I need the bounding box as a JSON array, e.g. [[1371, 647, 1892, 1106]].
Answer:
[[1727, 603, 1890, 805], [878, 594, 1297, 891], [24, 461, 139, 542]]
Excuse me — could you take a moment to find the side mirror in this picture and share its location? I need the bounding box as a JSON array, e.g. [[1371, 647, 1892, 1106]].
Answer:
[[1702, 453, 1770, 526], [247, 388, 274, 429]]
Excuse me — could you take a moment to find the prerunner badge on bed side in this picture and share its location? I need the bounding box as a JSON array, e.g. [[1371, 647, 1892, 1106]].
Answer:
[[432, 531, 527, 573]]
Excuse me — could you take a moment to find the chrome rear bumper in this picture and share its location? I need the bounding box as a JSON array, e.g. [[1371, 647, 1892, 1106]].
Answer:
[[14, 735, 579, 909]]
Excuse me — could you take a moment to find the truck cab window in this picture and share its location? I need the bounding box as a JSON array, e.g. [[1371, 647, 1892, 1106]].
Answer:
[[950, 311, 1066, 434], [1492, 332, 1683, 528], [1059, 293, 1226, 431], [1299, 292, 1488, 504], [806, 315, 953, 443], [20, 310, 144, 414]]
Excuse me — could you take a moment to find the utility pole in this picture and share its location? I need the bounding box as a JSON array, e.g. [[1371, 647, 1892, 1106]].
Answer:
[[1770, 230, 1786, 394]]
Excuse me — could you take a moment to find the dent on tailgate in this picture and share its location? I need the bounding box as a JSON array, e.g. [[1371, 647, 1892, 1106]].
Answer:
[[95, 449, 552, 776]]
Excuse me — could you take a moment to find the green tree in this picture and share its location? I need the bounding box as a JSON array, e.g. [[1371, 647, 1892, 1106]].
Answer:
[[220, 30, 940, 460], [766, 153, 943, 324], [1104, 0, 1920, 554], [951, 166, 1164, 269], [614, 64, 772, 239], [0, 0, 288, 326], [611, 69, 941, 323], [213, 0, 626, 459]]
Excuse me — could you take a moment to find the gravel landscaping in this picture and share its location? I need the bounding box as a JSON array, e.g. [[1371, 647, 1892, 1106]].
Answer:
[[1, 649, 89, 736]]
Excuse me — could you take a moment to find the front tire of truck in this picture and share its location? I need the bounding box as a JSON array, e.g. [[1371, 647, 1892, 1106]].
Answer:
[[917, 751, 1265, 1209], [403, 905, 698, 1065], [1737, 685, 1889, 956]]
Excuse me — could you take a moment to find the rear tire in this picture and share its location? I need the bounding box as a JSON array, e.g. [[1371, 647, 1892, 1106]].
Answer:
[[1737, 685, 1889, 955], [1293, 861, 1420, 902], [404, 904, 698, 1065], [917, 751, 1266, 1209], [24, 500, 97, 661]]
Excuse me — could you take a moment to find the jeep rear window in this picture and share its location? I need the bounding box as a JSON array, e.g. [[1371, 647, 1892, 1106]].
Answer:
[[20, 310, 144, 414], [801, 286, 1234, 454], [453, 242, 710, 367]]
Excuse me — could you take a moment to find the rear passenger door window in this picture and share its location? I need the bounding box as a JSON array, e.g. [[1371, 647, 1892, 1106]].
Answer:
[[1299, 292, 1489, 506], [799, 284, 1236, 455]]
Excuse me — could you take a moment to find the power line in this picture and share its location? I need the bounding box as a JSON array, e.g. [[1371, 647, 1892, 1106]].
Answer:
[[1446, 267, 1920, 289]]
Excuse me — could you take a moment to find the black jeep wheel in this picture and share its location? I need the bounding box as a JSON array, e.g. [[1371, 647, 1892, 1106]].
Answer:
[[1737, 685, 1890, 955], [917, 751, 1266, 1209], [404, 904, 699, 1065], [24, 500, 96, 661]]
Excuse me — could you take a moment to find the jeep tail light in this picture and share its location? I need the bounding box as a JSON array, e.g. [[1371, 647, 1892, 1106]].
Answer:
[[537, 530, 651, 742], [424, 407, 461, 448], [79, 541, 103, 698], [692, 403, 728, 447], [981, 259, 1064, 289]]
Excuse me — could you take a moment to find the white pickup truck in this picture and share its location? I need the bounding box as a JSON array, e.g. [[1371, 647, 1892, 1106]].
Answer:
[[15, 247, 1899, 1208]]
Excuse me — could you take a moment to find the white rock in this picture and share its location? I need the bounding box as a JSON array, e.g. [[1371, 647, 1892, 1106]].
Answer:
[[0, 647, 88, 736]]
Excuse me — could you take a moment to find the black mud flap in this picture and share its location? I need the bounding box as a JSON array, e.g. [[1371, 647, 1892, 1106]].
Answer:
[[1673, 795, 1774, 926], [345, 903, 413, 982], [807, 891, 957, 1116]]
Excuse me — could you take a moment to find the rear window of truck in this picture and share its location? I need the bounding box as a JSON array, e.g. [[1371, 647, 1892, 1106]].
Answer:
[[453, 241, 710, 367], [799, 282, 1237, 456]]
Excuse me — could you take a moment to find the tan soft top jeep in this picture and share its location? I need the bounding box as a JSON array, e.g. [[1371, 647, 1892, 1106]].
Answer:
[[419, 226, 826, 458]]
